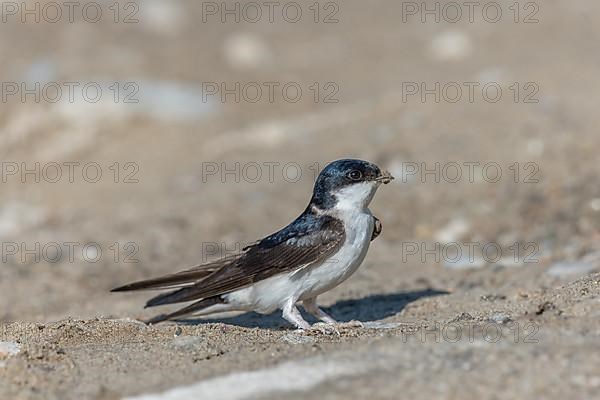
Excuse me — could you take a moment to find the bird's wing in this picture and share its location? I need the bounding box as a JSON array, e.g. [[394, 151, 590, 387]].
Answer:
[[141, 216, 345, 308]]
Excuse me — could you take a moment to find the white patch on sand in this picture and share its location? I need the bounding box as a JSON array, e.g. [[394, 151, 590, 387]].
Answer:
[[0, 342, 21, 358], [124, 355, 369, 400]]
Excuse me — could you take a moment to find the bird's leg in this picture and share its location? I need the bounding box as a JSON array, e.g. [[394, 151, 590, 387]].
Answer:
[[304, 298, 364, 330], [302, 297, 337, 324], [282, 298, 310, 330]]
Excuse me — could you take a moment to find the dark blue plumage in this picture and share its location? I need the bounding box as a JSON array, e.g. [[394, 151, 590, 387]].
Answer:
[[256, 212, 336, 249]]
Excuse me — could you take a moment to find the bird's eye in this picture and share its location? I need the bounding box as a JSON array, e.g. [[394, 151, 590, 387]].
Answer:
[[348, 170, 362, 180]]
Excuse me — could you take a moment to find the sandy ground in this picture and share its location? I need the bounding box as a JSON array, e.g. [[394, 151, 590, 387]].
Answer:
[[1, 1, 600, 399]]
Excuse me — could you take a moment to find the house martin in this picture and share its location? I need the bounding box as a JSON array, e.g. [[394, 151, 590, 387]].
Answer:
[[112, 159, 394, 329]]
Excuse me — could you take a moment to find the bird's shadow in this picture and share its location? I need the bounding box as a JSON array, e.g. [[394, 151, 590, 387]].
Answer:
[[178, 288, 448, 329]]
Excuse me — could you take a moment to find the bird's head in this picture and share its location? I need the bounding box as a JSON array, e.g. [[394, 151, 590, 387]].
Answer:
[[310, 159, 394, 211]]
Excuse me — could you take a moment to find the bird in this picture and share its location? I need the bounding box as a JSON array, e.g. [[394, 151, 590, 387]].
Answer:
[[112, 159, 394, 329]]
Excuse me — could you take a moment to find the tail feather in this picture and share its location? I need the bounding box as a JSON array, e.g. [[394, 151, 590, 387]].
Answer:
[[144, 286, 197, 308], [111, 269, 216, 292], [145, 296, 224, 324]]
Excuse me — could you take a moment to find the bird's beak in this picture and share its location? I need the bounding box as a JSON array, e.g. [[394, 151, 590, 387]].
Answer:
[[375, 170, 394, 184]]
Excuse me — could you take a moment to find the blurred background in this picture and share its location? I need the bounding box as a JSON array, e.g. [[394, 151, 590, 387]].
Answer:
[[1, 0, 600, 398], [2, 0, 598, 321]]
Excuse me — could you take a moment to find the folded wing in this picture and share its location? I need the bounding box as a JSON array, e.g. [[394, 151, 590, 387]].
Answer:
[[112, 215, 345, 311]]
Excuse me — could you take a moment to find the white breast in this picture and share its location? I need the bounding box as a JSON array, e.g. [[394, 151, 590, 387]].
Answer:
[[296, 207, 374, 298]]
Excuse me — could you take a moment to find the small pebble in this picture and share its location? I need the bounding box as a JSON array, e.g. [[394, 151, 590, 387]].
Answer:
[[480, 294, 507, 302], [451, 312, 475, 322], [489, 314, 512, 324], [0, 342, 21, 358]]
